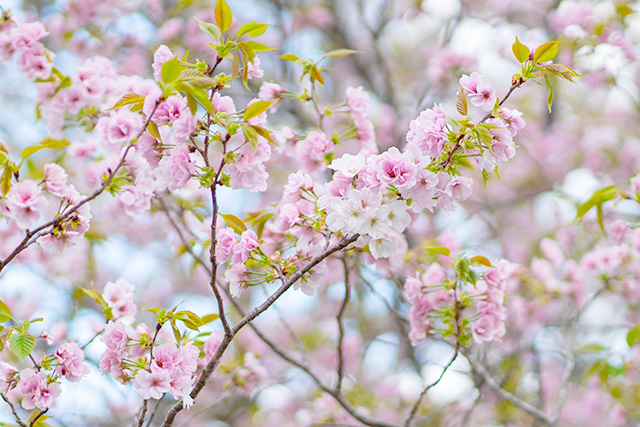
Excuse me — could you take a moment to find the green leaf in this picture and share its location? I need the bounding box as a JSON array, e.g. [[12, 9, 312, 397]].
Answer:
[[237, 22, 269, 37], [251, 125, 277, 145], [161, 56, 182, 84], [171, 320, 182, 344], [577, 343, 608, 353], [21, 138, 70, 160], [220, 213, 247, 234], [455, 257, 477, 285], [474, 126, 494, 146], [627, 326, 640, 347], [28, 410, 51, 427], [0, 161, 12, 196], [425, 246, 451, 256], [321, 49, 361, 59], [177, 82, 214, 114], [544, 63, 582, 82], [241, 124, 259, 148], [575, 186, 620, 221], [214, 0, 233, 32], [237, 42, 255, 64], [186, 92, 198, 115], [544, 74, 553, 113], [471, 256, 493, 268], [179, 69, 218, 89], [533, 38, 562, 63], [243, 100, 273, 121], [10, 332, 35, 362], [279, 53, 300, 62], [0, 300, 11, 323], [109, 92, 145, 110], [196, 18, 222, 41], [241, 41, 275, 52], [201, 314, 220, 325], [147, 121, 161, 142], [174, 311, 203, 331], [511, 37, 530, 63], [312, 67, 324, 86]]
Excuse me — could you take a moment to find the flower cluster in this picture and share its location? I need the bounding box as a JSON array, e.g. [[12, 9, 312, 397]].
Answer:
[[0, 340, 89, 412], [405, 258, 514, 346], [0, 21, 53, 79]]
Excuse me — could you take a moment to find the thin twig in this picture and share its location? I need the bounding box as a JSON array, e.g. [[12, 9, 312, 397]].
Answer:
[[226, 296, 397, 427], [404, 347, 459, 426], [1, 392, 27, 427], [160, 234, 360, 426], [550, 350, 574, 426], [0, 100, 161, 273], [464, 350, 553, 425], [135, 400, 148, 427], [145, 398, 163, 427], [336, 256, 351, 391], [29, 409, 47, 427]]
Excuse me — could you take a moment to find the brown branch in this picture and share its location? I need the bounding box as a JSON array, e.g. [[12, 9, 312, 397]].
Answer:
[[336, 256, 351, 391], [0, 392, 27, 427], [440, 78, 525, 169], [225, 296, 397, 427], [404, 347, 459, 426], [463, 350, 553, 425], [0, 100, 161, 273], [160, 234, 360, 426], [28, 409, 47, 427], [135, 400, 148, 427]]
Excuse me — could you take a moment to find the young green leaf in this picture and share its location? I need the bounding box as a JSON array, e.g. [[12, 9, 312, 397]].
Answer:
[[237, 42, 255, 64], [196, 18, 222, 41], [177, 82, 215, 114], [280, 53, 300, 62], [511, 37, 530, 63], [251, 125, 278, 145], [0, 161, 12, 196], [575, 185, 620, 221], [243, 100, 273, 121], [544, 74, 554, 113], [201, 313, 220, 324], [321, 49, 361, 59], [21, 138, 70, 160], [470, 255, 494, 268], [10, 332, 35, 362], [109, 92, 145, 110], [214, 0, 233, 32], [237, 22, 269, 37], [174, 311, 204, 331], [241, 123, 259, 148], [533, 38, 562, 63], [161, 56, 182, 84], [221, 213, 248, 234], [425, 246, 451, 256], [474, 126, 494, 146], [147, 121, 162, 142], [627, 325, 640, 347], [242, 41, 275, 52], [0, 300, 11, 323]]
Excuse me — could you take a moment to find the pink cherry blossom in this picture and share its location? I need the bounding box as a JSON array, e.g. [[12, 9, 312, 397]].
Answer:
[[134, 368, 171, 400], [55, 342, 90, 382], [18, 368, 61, 411], [460, 72, 497, 112], [43, 163, 68, 196], [103, 278, 137, 318], [152, 45, 176, 81], [5, 180, 47, 230]]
